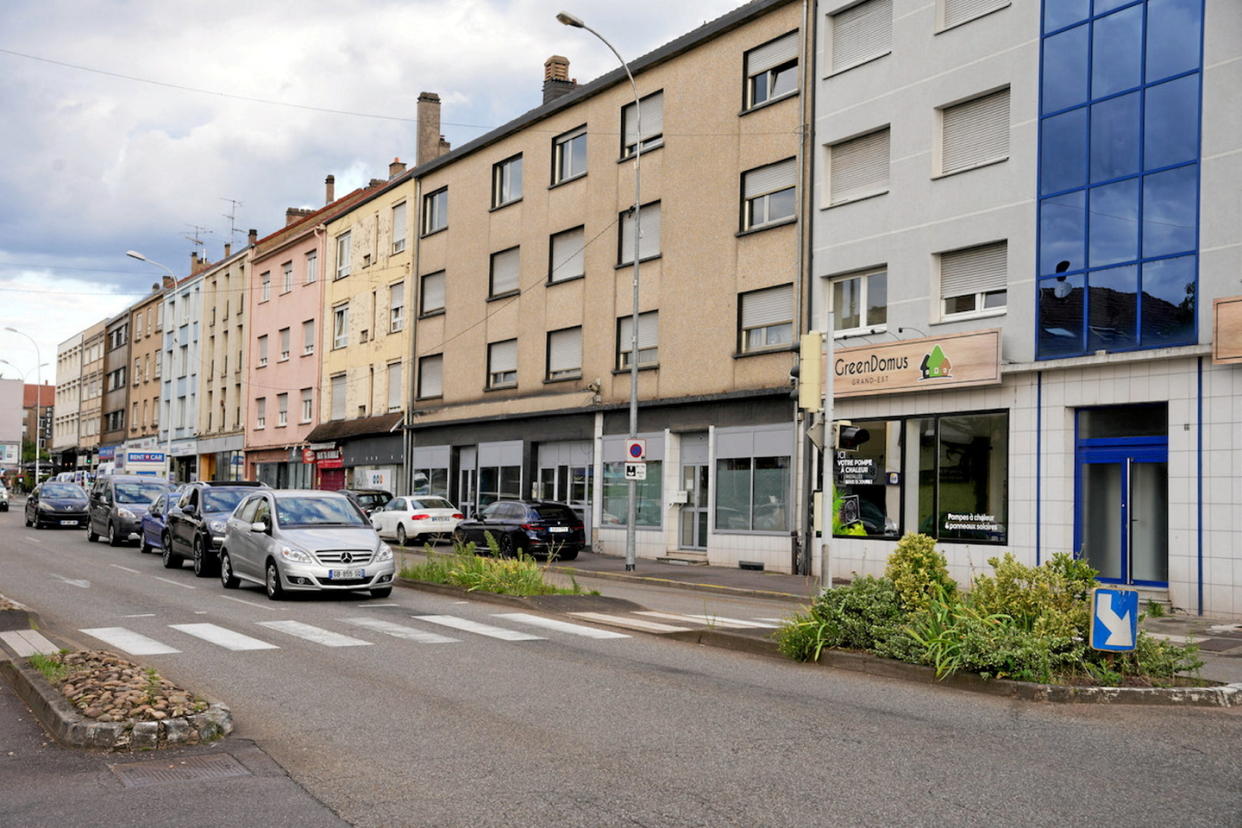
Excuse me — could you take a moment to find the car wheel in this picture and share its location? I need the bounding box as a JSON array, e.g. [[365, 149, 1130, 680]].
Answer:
[[452, 528, 469, 550], [554, 548, 579, 562], [498, 533, 516, 557], [370, 587, 393, 599], [192, 536, 215, 577], [107, 522, 122, 547], [24, 512, 32, 528], [396, 524, 407, 547], [265, 560, 284, 600], [219, 551, 239, 589], [139, 536, 152, 555], [161, 537, 182, 569]]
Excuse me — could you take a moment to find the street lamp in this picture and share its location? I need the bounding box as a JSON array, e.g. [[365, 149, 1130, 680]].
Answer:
[[558, 10, 643, 572], [127, 250, 177, 480], [3, 328, 45, 486]]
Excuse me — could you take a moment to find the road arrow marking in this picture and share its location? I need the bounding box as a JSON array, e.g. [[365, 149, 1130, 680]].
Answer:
[[1097, 591, 1134, 648], [50, 573, 90, 589]]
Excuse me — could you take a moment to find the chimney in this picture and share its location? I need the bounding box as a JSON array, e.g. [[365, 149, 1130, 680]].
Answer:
[[542, 55, 577, 104], [389, 157, 406, 178], [286, 207, 314, 226], [189, 252, 197, 274], [325, 174, 335, 205], [417, 92, 443, 166], [151, 282, 160, 293], [369, 178, 386, 187], [162, 275, 175, 289], [224, 242, 232, 258], [248, 228, 258, 246]]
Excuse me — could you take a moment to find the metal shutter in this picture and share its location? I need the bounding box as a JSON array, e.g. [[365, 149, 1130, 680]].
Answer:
[[619, 312, 658, 350], [940, 241, 1007, 298], [747, 32, 799, 76], [330, 374, 346, 420], [742, 285, 793, 328], [830, 128, 890, 203], [745, 159, 797, 199], [391, 202, 407, 245], [620, 204, 661, 263], [490, 248, 520, 294], [624, 92, 664, 147], [419, 356, 442, 398], [421, 271, 444, 312], [943, 0, 1007, 29], [941, 88, 1009, 174], [831, 0, 892, 72], [490, 339, 517, 373], [387, 362, 402, 410], [550, 228, 585, 282], [548, 328, 582, 375]]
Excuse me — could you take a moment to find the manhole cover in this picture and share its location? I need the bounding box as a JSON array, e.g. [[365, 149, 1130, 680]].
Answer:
[[110, 754, 251, 788], [1195, 638, 1242, 653]]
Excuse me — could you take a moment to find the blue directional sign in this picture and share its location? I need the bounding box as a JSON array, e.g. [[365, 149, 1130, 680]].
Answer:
[[1090, 588, 1138, 652]]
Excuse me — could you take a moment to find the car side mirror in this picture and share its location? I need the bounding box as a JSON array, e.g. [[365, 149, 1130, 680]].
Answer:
[[250, 521, 268, 534]]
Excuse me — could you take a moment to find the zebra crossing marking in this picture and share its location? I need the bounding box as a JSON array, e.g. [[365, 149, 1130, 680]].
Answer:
[[567, 612, 691, 633], [493, 613, 631, 639], [0, 629, 59, 657], [340, 617, 458, 644], [80, 627, 180, 655], [636, 611, 778, 629], [257, 620, 373, 647], [168, 623, 279, 651], [413, 615, 544, 641]]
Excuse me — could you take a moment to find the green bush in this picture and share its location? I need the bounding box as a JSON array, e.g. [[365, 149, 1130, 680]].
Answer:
[[399, 542, 588, 597], [809, 576, 904, 651], [774, 610, 835, 662], [885, 533, 956, 612], [968, 552, 1094, 639]]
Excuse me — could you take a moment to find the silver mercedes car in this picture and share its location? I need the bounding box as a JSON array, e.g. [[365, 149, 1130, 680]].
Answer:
[[219, 489, 396, 600]]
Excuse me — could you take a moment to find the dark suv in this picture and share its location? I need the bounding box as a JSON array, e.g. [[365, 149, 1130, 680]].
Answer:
[[343, 488, 394, 517], [163, 480, 267, 576], [87, 475, 174, 546], [452, 500, 584, 560]]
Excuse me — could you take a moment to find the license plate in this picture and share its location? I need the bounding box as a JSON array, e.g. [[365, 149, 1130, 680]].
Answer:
[[328, 568, 365, 579], [431, 517, 448, 522], [549, 526, 570, 533], [59, 520, 78, 526]]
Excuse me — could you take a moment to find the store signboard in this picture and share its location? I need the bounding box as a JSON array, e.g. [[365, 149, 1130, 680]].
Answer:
[[835, 454, 878, 486], [832, 329, 1002, 398], [1213, 296, 1242, 364]]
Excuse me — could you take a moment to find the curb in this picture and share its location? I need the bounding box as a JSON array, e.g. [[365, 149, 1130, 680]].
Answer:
[[395, 577, 643, 613], [0, 657, 234, 750], [544, 564, 813, 603]]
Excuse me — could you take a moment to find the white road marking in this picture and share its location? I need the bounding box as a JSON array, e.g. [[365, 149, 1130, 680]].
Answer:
[[754, 617, 788, 624], [341, 617, 458, 644], [493, 613, 631, 639], [257, 620, 373, 648], [568, 612, 691, 633], [24, 537, 43, 544], [453, 601, 468, 605], [169, 623, 279, 651], [0, 630, 59, 657], [152, 576, 195, 590], [50, 574, 90, 589], [79, 627, 180, 655], [636, 611, 778, 629], [109, 564, 141, 574], [193, 611, 208, 615], [219, 595, 277, 611], [413, 615, 544, 641], [122, 613, 156, 618], [362, 603, 400, 608]]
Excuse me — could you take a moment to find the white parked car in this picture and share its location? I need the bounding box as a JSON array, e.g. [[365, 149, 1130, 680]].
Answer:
[[370, 496, 463, 546]]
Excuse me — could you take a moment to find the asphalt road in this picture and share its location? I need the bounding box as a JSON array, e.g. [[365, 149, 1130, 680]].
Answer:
[[1, 506, 1240, 827]]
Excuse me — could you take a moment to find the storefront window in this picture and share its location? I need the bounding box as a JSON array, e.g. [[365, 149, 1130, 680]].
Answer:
[[477, 465, 521, 508], [412, 468, 450, 498], [715, 456, 790, 532], [602, 461, 662, 528], [917, 412, 1008, 543], [833, 419, 900, 538]]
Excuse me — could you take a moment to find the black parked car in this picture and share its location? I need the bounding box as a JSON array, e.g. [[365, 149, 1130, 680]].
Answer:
[[343, 489, 395, 518], [163, 480, 267, 576], [25, 482, 89, 529], [452, 500, 584, 560]]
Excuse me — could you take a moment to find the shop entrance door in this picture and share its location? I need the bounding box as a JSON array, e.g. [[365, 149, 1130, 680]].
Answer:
[[538, 464, 593, 543], [679, 464, 709, 550]]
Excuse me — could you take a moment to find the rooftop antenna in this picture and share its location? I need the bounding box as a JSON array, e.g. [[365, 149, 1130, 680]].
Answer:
[[183, 224, 214, 256], [221, 197, 246, 242]]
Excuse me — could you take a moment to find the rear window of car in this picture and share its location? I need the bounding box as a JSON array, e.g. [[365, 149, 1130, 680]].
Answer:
[[355, 492, 389, 507], [204, 488, 251, 513], [410, 498, 453, 510], [530, 505, 578, 522], [115, 482, 170, 503]]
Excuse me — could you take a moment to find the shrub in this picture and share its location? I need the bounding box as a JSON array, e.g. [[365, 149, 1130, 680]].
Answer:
[[808, 576, 904, 651], [399, 541, 587, 596], [885, 533, 956, 612], [968, 552, 1094, 639], [774, 610, 835, 662]]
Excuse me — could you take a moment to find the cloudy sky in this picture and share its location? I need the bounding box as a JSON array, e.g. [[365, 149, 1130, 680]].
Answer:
[[0, 0, 742, 384]]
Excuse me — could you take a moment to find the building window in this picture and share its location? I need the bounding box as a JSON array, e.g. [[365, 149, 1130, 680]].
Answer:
[[546, 327, 582, 381], [332, 304, 348, 349], [491, 154, 523, 208], [832, 419, 901, 538], [620, 91, 663, 158], [487, 339, 517, 388], [300, 388, 313, 423], [282, 261, 293, 293], [716, 456, 789, 532], [386, 361, 402, 412], [744, 31, 798, 109], [391, 201, 407, 253], [1037, 0, 1201, 359], [305, 250, 318, 284], [553, 125, 587, 184], [917, 412, 1009, 543], [418, 354, 443, 399], [617, 311, 658, 370], [388, 282, 405, 333], [330, 373, 346, 420], [831, 269, 887, 335], [489, 247, 521, 298], [260, 271, 271, 301], [257, 335, 269, 368], [602, 461, 663, 527], [827, 127, 890, 205], [420, 271, 445, 315], [255, 397, 266, 429], [742, 158, 796, 231], [334, 232, 351, 279], [939, 88, 1010, 176], [276, 393, 288, 427], [302, 319, 315, 355], [278, 327, 291, 361], [939, 241, 1007, 318], [940, 0, 1008, 31], [549, 226, 585, 283], [739, 285, 793, 352], [422, 187, 448, 235], [618, 202, 661, 265], [829, 0, 892, 73]]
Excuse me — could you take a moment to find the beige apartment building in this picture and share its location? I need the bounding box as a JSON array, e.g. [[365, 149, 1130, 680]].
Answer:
[[406, 0, 811, 568], [77, 320, 106, 469], [197, 240, 253, 480], [53, 331, 83, 469], [123, 285, 166, 455]]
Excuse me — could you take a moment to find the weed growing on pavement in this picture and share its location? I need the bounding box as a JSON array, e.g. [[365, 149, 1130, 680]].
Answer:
[[1145, 599, 1166, 618], [399, 540, 588, 596], [29, 652, 69, 685]]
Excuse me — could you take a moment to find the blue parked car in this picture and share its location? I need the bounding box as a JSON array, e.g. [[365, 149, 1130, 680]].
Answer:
[[139, 493, 179, 555]]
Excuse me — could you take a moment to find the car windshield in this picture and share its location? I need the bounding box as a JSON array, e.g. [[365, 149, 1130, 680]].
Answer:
[[204, 489, 250, 513], [42, 483, 85, 499], [410, 497, 453, 510], [532, 504, 579, 522], [115, 482, 170, 504], [355, 493, 388, 507], [276, 497, 370, 528]]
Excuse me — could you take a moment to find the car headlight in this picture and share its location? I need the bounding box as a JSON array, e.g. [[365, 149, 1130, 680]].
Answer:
[[208, 520, 227, 534], [374, 542, 393, 562], [38, 502, 52, 511], [117, 508, 136, 520], [279, 545, 313, 564]]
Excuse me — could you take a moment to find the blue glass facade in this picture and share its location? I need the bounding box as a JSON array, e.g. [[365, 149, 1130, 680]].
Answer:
[[1036, 0, 1203, 358]]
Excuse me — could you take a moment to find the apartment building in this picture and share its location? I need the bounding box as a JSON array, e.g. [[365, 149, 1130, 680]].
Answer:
[[197, 241, 253, 481], [814, 0, 1242, 615], [99, 310, 131, 459], [402, 0, 810, 565], [161, 262, 206, 482], [53, 331, 83, 469], [124, 286, 167, 455], [0, 378, 20, 473], [245, 177, 387, 488], [21, 384, 54, 467], [77, 320, 106, 469]]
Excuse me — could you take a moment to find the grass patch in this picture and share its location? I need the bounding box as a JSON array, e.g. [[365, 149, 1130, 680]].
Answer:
[[400, 540, 595, 597], [28, 652, 69, 685]]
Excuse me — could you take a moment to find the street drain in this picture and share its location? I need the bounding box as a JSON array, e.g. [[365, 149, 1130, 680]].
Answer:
[[109, 754, 251, 788]]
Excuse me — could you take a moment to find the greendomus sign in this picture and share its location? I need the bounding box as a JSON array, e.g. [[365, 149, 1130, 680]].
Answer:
[[832, 329, 1002, 398]]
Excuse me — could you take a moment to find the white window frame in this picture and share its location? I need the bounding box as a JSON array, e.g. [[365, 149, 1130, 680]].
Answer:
[[418, 354, 443, 399], [620, 91, 664, 159], [386, 361, 402, 412], [389, 282, 405, 333], [300, 388, 313, 423], [257, 334, 269, 368], [332, 304, 348, 349], [487, 339, 518, 389], [391, 201, 407, 253], [255, 397, 266, 430], [278, 327, 290, 361], [937, 241, 1008, 321], [305, 250, 318, 284], [830, 269, 888, 337], [744, 31, 799, 110], [618, 202, 661, 265], [335, 231, 351, 279], [549, 226, 585, 283], [546, 327, 583, 381], [742, 159, 797, 231], [302, 319, 315, 355], [617, 311, 659, 370], [276, 393, 288, 427], [489, 247, 521, 298], [282, 261, 293, 293], [739, 285, 794, 353], [553, 125, 588, 184], [260, 271, 271, 302], [491, 154, 523, 208], [420, 271, 445, 315], [422, 187, 448, 235], [330, 373, 347, 421]]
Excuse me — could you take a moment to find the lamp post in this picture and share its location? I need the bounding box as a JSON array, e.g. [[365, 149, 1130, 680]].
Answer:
[[558, 10, 643, 571], [3, 329, 45, 486], [127, 250, 177, 480]]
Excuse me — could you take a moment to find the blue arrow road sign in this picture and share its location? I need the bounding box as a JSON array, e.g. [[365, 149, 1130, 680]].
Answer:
[[1090, 588, 1138, 652]]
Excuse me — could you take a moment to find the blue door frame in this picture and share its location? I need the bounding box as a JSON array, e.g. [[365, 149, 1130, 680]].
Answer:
[[1074, 436, 1168, 587]]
